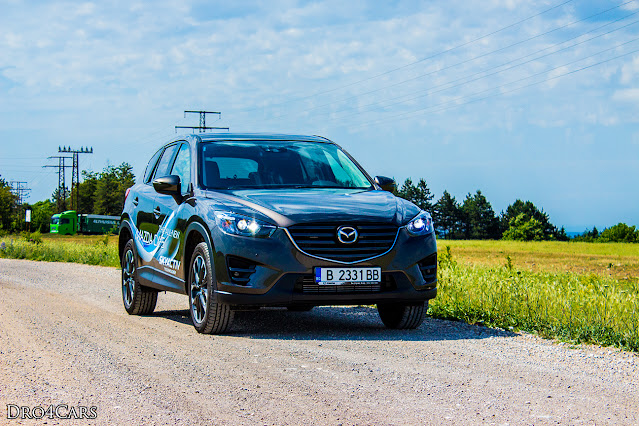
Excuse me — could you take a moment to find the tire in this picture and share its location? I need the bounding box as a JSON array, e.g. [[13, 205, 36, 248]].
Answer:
[[121, 239, 158, 315], [377, 301, 428, 329], [189, 242, 234, 334], [287, 305, 314, 312]]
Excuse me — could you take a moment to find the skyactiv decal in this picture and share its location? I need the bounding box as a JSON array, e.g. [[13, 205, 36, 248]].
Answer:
[[131, 211, 182, 273]]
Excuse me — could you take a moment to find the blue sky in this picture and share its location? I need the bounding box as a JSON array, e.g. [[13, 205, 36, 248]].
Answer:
[[1, 0, 638, 232]]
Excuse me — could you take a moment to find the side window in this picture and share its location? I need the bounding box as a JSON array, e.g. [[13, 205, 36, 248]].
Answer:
[[143, 148, 164, 184], [171, 144, 191, 193], [152, 144, 179, 180]]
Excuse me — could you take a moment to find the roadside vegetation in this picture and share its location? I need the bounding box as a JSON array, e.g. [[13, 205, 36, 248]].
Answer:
[[0, 232, 119, 267], [431, 245, 639, 352], [1, 233, 637, 351]]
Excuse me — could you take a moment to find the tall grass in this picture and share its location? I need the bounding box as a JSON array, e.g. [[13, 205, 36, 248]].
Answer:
[[430, 246, 639, 351], [0, 235, 119, 267]]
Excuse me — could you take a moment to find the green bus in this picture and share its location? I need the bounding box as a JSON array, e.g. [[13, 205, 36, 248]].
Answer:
[[50, 211, 119, 235]]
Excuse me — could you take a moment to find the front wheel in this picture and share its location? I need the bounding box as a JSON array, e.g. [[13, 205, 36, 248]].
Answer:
[[377, 302, 427, 329], [189, 242, 234, 334], [121, 239, 157, 315]]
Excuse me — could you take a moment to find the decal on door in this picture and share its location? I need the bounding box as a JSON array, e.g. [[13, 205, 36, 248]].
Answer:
[[131, 210, 182, 274]]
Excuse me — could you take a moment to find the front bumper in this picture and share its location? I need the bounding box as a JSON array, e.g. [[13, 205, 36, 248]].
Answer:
[[210, 227, 437, 307]]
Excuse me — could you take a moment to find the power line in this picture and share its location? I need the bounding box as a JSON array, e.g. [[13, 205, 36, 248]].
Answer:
[[333, 16, 639, 123], [10, 181, 31, 205], [270, 1, 637, 121], [238, 0, 579, 114], [349, 37, 639, 130], [59, 146, 93, 213], [43, 156, 72, 212]]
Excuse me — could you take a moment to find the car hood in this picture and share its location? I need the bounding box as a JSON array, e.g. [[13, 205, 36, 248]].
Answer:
[[205, 188, 420, 227]]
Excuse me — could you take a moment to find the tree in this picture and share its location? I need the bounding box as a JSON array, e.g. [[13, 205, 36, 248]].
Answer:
[[78, 171, 99, 214], [63, 163, 135, 215], [500, 199, 558, 240], [51, 186, 69, 213], [598, 223, 638, 243], [433, 190, 463, 239], [0, 178, 18, 231], [93, 163, 135, 215], [502, 213, 545, 241], [461, 190, 500, 239], [29, 200, 55, 232], [397, 178, 434, 211], [556, 226, 569, 241]]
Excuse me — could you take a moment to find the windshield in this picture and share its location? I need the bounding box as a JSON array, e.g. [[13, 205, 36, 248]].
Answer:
[[199, 141, 373, 190]]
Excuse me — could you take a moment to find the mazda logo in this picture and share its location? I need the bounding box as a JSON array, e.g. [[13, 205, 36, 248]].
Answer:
[[337, 226, 358, 244]]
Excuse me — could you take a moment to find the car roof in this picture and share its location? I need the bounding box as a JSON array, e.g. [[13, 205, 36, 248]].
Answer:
[[181, 133, 333, 144]]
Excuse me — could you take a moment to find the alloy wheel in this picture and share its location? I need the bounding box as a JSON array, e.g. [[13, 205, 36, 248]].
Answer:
[[122, 249, 136, 308], [190, 254, 208, 324]]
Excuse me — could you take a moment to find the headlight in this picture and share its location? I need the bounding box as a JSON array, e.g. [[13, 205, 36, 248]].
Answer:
[[214, 211, 277, 238], [405, 211, 434, 236]]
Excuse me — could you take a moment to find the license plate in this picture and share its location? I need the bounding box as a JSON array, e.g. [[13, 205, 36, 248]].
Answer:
[[315, 267, 381, 285]]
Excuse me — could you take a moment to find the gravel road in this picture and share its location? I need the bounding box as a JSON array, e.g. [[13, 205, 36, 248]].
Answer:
[[0, 259, 637, 425]]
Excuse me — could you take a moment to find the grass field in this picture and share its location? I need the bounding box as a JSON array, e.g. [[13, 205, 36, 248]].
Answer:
[[441, 240, 639, 283], [1, 234, 638, 351]]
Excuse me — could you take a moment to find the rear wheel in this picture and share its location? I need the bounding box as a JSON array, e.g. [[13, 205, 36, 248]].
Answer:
[[121, 240, 157, 315], [189, 242, 234, 334], [377, 302, 427, 329]]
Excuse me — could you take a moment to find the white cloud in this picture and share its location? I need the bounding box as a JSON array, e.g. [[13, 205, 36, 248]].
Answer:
[[612, 88, 639, 102], [620, 55, 639, 85]]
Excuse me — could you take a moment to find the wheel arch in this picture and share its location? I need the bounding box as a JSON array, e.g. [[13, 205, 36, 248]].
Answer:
[[183, 221, 214, 293], [118, 220, 134, 262]]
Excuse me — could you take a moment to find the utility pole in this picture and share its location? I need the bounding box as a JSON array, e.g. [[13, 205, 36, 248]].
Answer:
[[9, 181, 31, 205], [10, 181, 31, 230], [58, 146, 93, 213], [43, 156, 72, 212], [175, 110, 229, 133]]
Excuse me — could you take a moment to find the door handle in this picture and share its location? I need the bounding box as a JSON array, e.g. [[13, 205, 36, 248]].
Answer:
[[153, 207, 161, 219]]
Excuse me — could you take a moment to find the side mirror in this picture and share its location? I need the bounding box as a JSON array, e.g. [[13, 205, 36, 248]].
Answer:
[[153, 175, 183, 202], [374, 176, 397, 192]]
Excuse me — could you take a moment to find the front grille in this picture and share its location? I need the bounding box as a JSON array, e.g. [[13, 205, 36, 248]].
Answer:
[[226, 256, 257, 285], [286, 222, 399, 263], [295, 274, 396, 294]]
